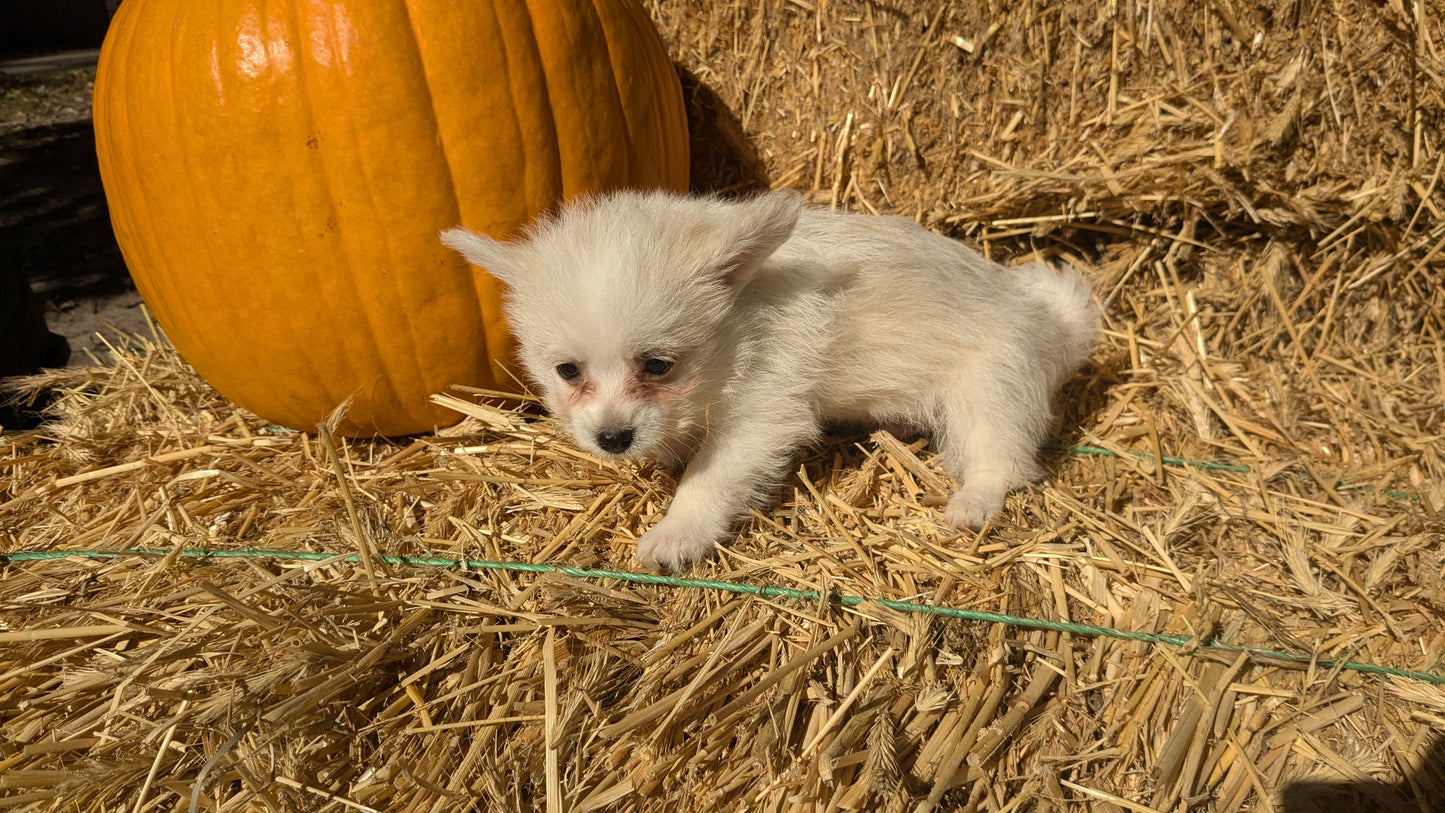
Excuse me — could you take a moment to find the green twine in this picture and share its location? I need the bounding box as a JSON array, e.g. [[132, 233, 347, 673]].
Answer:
[[1051, 443, 1423, 502], [1056, 443, 1252, 473], [4, 546, 1442, 687]]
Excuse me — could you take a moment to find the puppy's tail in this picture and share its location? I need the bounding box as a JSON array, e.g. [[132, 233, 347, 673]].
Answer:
[[1017, 260, 1100, 370]]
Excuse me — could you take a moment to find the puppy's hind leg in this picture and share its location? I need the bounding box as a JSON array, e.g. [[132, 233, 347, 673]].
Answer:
[[932, 368, 1050, 530]]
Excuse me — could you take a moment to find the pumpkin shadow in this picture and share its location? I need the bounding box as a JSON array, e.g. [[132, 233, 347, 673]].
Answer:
[[678, 67, 770, 196], [1277, 732, 1445, 812]]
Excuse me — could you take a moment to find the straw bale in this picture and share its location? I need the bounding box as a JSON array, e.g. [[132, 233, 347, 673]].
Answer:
[[4, 0, 1445, 809]]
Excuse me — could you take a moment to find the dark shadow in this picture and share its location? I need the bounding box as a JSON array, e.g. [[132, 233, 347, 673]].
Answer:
[[1053, 353, 1121, 442], [0, 1, 111, 51], [0, 115, 128, 427], [1035, 352, 1124, 480], [0, 260, 69, 428], [0, 118, 129, 305], [678, 67, 770, 196], [1279, 733, 1445, 813], [0, 262, 69, 367]]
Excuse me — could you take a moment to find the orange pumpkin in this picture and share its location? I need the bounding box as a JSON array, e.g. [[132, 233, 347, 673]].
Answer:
[[93, 0, 689, 436]]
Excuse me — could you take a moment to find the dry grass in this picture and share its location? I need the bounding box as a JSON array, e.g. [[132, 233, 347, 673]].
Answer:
[[3, 0, 1445, 810]]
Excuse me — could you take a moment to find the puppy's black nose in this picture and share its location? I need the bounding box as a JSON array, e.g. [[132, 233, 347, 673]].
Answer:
[[595, 428, 634, 454]]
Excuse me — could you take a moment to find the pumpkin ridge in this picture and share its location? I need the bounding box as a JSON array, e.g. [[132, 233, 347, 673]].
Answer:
[[607, 0, 666, 189], [395, 0, 491, 415], [262, 0, 372, 427], [626, 1, 688, 185], [411, 0, 531, 391], [156, 3, 245, 407], [524, 0, 606, 200], [331, 1, 459, 430], [352, 3, 438, 431], [151, 0, 334, 429], [102, 3, 194, 381], [586, 0, 638, 184], [93, 4, 151, 339], [588, 0, 638, 186], [311, 122, 408, 433], [511, 1, 567, 212], [272, 0, 379, 427], [268, 0, 359, 426], [98, 2, 200, 407]]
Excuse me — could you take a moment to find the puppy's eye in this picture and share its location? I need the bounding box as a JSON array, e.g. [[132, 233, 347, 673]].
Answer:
[[555, 362, 582, 381], [641, 358, 674, 377]]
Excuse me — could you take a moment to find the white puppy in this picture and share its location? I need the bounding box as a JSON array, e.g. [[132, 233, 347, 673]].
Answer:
[[442, 190, 1097, 571]]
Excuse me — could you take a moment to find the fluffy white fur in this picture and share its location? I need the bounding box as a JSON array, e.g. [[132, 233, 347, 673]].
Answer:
[[442, 190, 1098, 571]]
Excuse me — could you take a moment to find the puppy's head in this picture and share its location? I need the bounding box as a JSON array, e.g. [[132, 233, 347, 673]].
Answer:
[[442, 189, 801, 461]]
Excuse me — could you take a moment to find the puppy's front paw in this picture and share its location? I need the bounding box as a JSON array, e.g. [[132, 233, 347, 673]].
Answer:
[[944, 486, 1005, 531], [635, 515, 719, 572]]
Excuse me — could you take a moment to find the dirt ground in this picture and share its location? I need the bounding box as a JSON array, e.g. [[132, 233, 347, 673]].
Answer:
[[1, 53, 148, 368]]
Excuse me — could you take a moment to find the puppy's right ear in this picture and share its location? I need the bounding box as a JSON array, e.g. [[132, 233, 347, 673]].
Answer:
[[441, 227, 520, 288]]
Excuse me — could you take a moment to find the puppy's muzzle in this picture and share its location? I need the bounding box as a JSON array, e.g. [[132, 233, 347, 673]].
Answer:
[[595, 428, 635, 455]]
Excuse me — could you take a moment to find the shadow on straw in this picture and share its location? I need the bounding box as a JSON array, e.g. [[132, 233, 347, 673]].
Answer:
[[677, 66, 770, 196], [1278, 732, 1445, 813]]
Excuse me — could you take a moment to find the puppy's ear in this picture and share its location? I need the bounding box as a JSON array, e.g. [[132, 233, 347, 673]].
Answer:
[[709, 189, 802, 288], [441, 227, 521, 288]]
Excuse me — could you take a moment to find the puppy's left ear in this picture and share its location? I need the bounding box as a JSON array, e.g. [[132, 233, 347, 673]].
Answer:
[[710, 189, 802, 288], [441, 227, 521, 288]]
